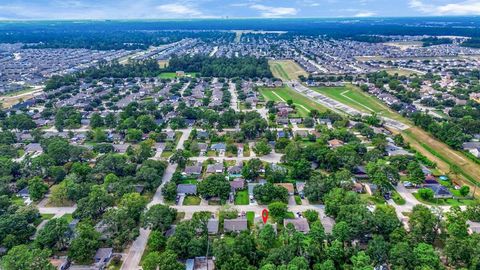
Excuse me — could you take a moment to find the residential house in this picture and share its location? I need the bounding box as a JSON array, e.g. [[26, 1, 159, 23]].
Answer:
[[275, 183, 294, 195], [177, 184, 197, 195], [284, 218, 310, 233], [328, 139, 344, 148], [467, 220, 480, 234], [207, 219, 219, 235], [295, 182, 305, 198], [224, 218, 248, 233], [24, 143, 43, 155], [230, 178, 245, 193], [206, 163, 224, 174], [183, 165, 203, 178]]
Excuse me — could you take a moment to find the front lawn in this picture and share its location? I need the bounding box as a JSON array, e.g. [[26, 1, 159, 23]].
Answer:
[[294, 196, 302, 205], [246, 211, 255, 228], [234, 190, 249, 205], [41, 213, 55, 220], [413, 193, 476, 206], [183, 196, 201, 205]]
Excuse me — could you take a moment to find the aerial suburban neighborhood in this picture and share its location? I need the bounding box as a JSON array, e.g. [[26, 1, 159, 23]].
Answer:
[[0, 10, 479, 270]]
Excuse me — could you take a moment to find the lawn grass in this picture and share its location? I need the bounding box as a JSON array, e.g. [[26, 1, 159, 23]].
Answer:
[[175, 212, 185, 223], [234, 190, 249, 205], [246, 211, 255, 228], [41, 213, 55, 220], [158, 72, 196, 79], [310, 85, 400, 119], [183, 196, 201, 205], [269, 60, 308, 81], [294, 195, 302, 205], [413, 192, 476, 206], [259, 86, 327, 117], [161, 151, 172, 158], [392, 190, 406, 205], [62, 214, 74, 223]]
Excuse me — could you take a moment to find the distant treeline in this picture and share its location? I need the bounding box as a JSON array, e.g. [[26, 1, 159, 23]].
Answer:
[[462, 38, 480, 48], [7, 31, 234, 51], [350, 35, 391, 43], [421, 37, 452, 47], [168, 55, 273, 78]]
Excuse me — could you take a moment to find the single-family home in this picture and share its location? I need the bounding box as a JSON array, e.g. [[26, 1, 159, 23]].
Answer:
[[177, 184, 197, 195], [206, 163, 224, 174], [224, 218, 248, 233], [284, 218, 310, 233]]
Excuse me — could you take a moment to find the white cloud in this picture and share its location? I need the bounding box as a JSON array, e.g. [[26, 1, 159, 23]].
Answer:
[[156, 3, 203, 17], [409, 0, 480, 15], [250, 4, 298, 17], [354, 11, 376, 17]]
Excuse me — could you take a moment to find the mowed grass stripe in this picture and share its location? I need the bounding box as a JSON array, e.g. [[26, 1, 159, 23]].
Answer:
[[259, 86, 327, 117]]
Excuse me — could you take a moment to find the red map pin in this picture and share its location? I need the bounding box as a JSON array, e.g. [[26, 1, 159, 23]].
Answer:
[[261, 209, 269, 224]]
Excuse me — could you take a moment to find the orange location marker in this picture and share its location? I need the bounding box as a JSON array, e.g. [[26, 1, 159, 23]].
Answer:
[[261, 209, 269, 224]]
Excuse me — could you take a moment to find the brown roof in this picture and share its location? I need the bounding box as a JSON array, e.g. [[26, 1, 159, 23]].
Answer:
[[275, 183, 294, 193]]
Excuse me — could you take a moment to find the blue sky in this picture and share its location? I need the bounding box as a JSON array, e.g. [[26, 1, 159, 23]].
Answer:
[[1, 0, 480, 20]]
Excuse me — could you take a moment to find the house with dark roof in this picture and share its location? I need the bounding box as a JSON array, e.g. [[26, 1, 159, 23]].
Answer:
[[177, 184, 197, 195], [207, 219, 219, 235], [424, 184, 452, 199], [284, 218, 310, 233], [230, 178, 245, 193], [206, 163, 224, 174], [183, 165, 203, 178], [224, 218, 248, 233]]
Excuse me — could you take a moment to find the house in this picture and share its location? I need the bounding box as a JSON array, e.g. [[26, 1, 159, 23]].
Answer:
[[469, 147, 480, 158], [183, 165, 203, 177], [320, 216, 335, 234], [230, 178, 245, 192], [295, 182, 305, 198], [467, 220, 480, 234], [113, 143, 130, 154], [50, 258, 69, 270], [227, 163, 243, 177], [328, 139, 344, 148], [294, 130, 308, 138], [353, 166, 369, 179], [17, 187, 29, 199], [94, 248, 113, 268], [424, 184, 453, 199], [24, 143, 43, 155], [224, 218, 248, 233], [197, 143, 208, 155], [210, 143, 226, 152], [165, 131, 176, 141], [275, 183, 294, 195], [177, 184, 197, 195], [207, 219, 219, 235], [197, 131, 209, 140], [284, 218, 310, 233], [186, 257, 215, 270], [276, 118, 289, 125], [206, 163, 224, 174]]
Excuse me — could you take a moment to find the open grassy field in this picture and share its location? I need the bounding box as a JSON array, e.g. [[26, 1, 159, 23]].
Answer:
[[311, 84, 402, 120], [259, 86, 327, 117], [383, 68, 424, 76], [0, 87, 43, 108], [158, 72, 197, 79], [269, 60, 308, 81], [304, 84, 480, 194]]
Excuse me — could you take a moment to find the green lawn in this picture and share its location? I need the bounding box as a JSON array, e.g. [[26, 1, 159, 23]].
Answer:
[[41, 213, 55, 220], [311, 85, 397, 117], [158, 72, 197, 79], [161, 151, 173, 158], [183, 196, 201, 205], [234, 190, 249, 205], [246, 211, 255, 228], [294, 195, 302, 205], [259, 86, 327, 117], [62, 214, 74, 223], [413, 193, 476, 206]]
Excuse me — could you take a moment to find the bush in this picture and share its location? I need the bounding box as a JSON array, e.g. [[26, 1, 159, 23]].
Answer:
[[418, 188, 434, 201], [268, 202, 288, 221], [304, 209, 319, 223], [459, 186, 470, 197]]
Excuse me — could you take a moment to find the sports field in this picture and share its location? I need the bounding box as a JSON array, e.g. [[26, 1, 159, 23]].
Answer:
[[311, 84, 402, 120], [269, 60, 308, 81], [260, 86, 327, 117]]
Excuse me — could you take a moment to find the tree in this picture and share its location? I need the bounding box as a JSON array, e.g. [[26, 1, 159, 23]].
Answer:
[[90, 113, 104, 128], [389, 242, 414, 270], [35, 217, 70, 251], [46, 138, 71, 165], [28, 177, 49, 201], [414, 243, 441, 270], [372, 205, 401, 237], [68, 223, 101, 264], [1, 245, 54, 270], [253, 140, 272, 156], [268, 202, 288, 221], [169, 149, 190, 168], [409, 205, 441, 244], [257, 224, 276, 250], [304, 209, 319, 223], [142, 204, 177, 232], [242, 158, 263, 180], [459, 186, 470, 197], [197, 174, 231, 200], [366, 235, 388, 265], [126, 128, 143, 142], [290, 159, 312, 181], [418, 188, 434, 201], [162, 182, 178, 202], [351, 251, 373, 270], [407, 161, 425, 185], [73, 185, 114, 221], [253, 183, 288, 204], [119, 192, 148, 221]]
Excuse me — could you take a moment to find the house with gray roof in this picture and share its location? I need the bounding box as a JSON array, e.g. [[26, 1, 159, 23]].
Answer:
[[207, 219, 219, 235], [206, 163, 224, 174], [224, 218, 248, 233], [177, 184, 197, 195], [284, 218, 310, 233]]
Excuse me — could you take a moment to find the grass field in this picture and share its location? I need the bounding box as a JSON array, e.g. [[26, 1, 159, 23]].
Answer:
[[183, 196, 201, 205], [384, 68, 424, 76], [269, 60, 308, 81], [303, 84, 480, 194], [311, 84, 401, 119], [260, 86, 327, 117], [0, 87, 43, 108], [158, 72, 197, 79], [234, 190, 249, 205]]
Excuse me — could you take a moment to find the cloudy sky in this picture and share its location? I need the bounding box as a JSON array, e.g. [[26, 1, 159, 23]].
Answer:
[[0, 0, 480, 20]]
